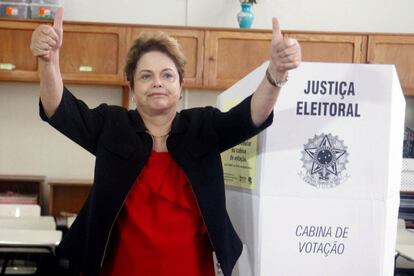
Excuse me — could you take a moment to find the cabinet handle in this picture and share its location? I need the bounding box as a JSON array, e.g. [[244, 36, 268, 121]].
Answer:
[[0, 63, 16, 71], [79, 65, 94, 72]]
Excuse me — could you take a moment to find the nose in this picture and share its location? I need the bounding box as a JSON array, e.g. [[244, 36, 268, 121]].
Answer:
[[152, 76, 163, 88]]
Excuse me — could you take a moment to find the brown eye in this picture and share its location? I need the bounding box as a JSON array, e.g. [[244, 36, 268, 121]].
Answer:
[[140, 73, 151, 80], [162, 71, 175, 81]]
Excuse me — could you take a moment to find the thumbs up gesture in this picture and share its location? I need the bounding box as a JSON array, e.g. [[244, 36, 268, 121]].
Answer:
[[30, 7, 64, 62], [268, 17, 301, 85]]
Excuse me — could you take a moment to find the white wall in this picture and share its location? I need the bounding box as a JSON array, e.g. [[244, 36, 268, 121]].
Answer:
[[63, 0, 414, 33], [1, 0, 414, 179], [0, 83, 121, 178]]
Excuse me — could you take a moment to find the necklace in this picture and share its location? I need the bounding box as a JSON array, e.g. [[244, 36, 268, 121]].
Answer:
[[146, 130, 170, 139]]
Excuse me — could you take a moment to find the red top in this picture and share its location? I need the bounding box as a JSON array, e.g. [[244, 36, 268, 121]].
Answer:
[[101, 151, 215, 276]]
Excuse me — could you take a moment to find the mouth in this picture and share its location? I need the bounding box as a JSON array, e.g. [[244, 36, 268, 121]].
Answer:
[[148, 89, 168, 97], [148, 93, 167, 97]]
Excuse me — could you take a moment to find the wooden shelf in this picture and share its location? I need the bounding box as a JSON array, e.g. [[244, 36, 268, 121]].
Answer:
[[48, 179, 92, 217], [0, 174, 46, 205]]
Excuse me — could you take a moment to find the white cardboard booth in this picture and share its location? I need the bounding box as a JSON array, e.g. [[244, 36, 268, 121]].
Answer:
[[218, 62, 405, 276]]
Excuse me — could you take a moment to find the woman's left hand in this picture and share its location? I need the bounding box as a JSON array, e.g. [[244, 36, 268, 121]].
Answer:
[[269, 17, 301, 83]]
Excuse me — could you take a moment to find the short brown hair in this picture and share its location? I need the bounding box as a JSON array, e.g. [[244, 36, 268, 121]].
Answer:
[[125, 31, 186, 89]]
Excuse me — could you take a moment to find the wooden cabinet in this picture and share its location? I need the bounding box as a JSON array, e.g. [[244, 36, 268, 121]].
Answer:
[[129, 27, 272, 90], [0, 19, 127, 86], [367, 35, 414, 96], [2, 19, 414, 96], [285, 32, 367, 63], [60, 23, 127, 85], [0, 20, 39, 82], [203, 30, 272, 89], [127, 26, 205, 88], [48, 179, 92, 217], [0, 175, 46, 205]]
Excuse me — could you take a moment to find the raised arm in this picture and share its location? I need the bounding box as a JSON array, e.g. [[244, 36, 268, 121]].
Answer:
[[250, 17, 301, 127], [30, 7, 64, 118]]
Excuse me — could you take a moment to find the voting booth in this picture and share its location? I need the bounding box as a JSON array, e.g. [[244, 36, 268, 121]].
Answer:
[[218, 62, 405, 276]]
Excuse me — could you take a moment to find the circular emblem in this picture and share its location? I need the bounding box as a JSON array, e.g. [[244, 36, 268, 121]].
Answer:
[[300, 133, 349, 188]]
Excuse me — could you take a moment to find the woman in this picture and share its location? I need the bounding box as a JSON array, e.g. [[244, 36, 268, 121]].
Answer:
[[31, 8, 301, 276]]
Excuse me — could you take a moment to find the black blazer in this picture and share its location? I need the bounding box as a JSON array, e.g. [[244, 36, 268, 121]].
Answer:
[[40, 87, 273, 276]]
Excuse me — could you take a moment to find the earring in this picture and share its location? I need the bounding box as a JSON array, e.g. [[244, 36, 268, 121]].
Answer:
[[131, 96, 135, 103]]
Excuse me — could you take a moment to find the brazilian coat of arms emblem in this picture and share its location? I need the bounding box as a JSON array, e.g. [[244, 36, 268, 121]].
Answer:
[[300, 133, 349, 188]]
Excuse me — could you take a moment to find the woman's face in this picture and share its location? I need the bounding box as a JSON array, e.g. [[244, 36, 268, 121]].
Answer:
[[132, 51, 181, 115]]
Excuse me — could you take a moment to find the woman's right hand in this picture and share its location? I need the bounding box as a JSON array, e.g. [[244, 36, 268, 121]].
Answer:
[[30, 7, 63, 62]]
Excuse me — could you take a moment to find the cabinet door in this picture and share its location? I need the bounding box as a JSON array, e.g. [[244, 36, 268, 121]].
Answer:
[[0, 21, 39, 82], [204, 30, 272, 89], [60, 24, 126, 85], [285, 32, 367, 63], [368, 35, 414, 96], [128, 27, 205, 88], [48, 180, 92, 217]]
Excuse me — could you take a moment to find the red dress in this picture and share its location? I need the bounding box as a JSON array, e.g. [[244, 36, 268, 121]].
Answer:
[[101, 151, 215, 276]]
